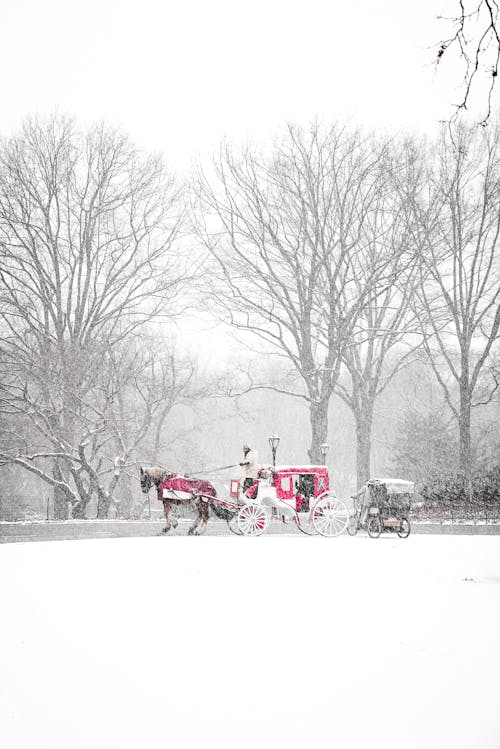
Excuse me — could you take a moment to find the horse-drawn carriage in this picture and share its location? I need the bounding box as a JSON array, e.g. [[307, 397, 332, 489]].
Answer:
[[347, 478, 414, 539], [140, 463, 349, 537], [230, 464, 349, 536]]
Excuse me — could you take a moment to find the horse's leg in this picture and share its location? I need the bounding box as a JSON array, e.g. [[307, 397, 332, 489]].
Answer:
[[198, 500, 209, 535], [161, 500, 173, 533], [188, 498, 209, 536], [187, 499, 199, 535], [170, 501, 178, 530]]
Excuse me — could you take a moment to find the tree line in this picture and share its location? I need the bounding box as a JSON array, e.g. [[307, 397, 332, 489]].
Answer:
[[0, 116, 498, 518]]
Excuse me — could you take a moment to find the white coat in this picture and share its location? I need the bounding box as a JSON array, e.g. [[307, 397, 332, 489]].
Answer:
[[240, 448, 259, 479]]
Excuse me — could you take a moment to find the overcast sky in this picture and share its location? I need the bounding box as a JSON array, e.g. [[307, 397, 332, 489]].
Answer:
[[1, 0, 465, 171]]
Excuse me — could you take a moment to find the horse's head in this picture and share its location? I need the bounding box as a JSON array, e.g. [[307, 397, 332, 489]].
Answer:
[[139, 466, 153, 493], [140, 466, 175, 493]]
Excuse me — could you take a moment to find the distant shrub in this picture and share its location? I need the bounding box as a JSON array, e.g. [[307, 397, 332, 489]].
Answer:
[[421, 466, 500, 506], [474, 466, 500, 504]]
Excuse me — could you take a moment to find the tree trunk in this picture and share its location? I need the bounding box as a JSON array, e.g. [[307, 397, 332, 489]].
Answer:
[[118, 477, 134, 518], [308, 400, 329, 464], [52, 462, 70, 520], [71, 498, 90, 519], [97, 491, 111, 519], [349, 377, 375, 490], [355, 414, 372, 490], [70, 473, 91, 519], [459, 384, 473, 500], [51, 407, 76, 520]]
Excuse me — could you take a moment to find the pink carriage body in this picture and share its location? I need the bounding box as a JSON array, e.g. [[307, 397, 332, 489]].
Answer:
[[229, 465, 330, 510], [271, 465, 329, 511], [231, 464, 346, 537]]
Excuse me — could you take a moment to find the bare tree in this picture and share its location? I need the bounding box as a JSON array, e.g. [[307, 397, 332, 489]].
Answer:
[[333, 141, 426, 488], [335, 259, 421, 487], [404, 124, 500, 485], [0, 335, 208, 518], [0, 116, 189, 517], [436, 1, 500, 124], [195, 123, 404, 463]]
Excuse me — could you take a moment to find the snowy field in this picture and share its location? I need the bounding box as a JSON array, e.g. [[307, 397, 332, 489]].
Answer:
[[1, 535, 500, 749]]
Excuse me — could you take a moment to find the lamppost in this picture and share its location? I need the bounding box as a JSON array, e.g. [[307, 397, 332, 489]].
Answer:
[[320, 442, 329, 465], [268, 434, 280, 467]]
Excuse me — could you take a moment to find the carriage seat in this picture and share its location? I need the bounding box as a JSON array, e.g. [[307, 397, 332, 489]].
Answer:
[[260, 494, 295, 518]]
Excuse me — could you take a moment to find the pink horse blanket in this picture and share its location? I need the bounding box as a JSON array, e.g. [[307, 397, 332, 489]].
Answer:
[[157, 473, 217, 502]]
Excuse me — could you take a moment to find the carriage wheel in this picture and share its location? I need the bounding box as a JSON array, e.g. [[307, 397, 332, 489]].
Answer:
[[228, 515, 243, 535], [397, 517, 411, 539], [237, 504, 269, 536], [367, 516, 382, 538], [347, 515, 359, 536], [312, 497, 349, 537]]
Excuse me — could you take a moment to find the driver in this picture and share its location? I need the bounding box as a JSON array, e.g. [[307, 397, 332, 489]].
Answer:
[[239, 443, 259, 496]]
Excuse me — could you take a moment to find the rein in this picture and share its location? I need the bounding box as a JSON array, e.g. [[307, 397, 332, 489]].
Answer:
[[186, 463, 239, 476], [141, 463, 239, 482]]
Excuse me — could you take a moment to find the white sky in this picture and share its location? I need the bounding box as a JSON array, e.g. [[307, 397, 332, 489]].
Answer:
[[1, 0, 468, 172], [1, 0, 490, 365]]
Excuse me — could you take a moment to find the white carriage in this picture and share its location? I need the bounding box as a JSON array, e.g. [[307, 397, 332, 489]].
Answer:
[[226, 464, 349, 537]]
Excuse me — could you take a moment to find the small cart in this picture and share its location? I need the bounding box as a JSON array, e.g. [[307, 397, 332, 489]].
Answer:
[[347, 478, 414, 539]]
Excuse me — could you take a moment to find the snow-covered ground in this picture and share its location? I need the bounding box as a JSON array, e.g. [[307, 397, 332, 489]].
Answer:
[[1, 535, 499, 749]]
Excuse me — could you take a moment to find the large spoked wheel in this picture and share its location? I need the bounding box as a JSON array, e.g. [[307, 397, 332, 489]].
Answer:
[[367, 516, 382, 538], [397, 517, 411, 539], [237, 504, 269, 536], [347, 514, 359, 536], [312, 497, 349, 537]]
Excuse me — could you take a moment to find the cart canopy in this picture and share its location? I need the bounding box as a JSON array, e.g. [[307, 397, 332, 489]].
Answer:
[[368, 478, 415, 495]]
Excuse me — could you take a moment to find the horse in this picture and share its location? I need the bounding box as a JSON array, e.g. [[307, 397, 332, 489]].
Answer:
[[139, 466, 231, 535]]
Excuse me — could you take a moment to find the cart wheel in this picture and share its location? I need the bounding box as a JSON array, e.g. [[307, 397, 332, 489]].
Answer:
[[347, 515, 359, 536], [312, 497, 349, 537], [237, 504, 269, 536], [367, 516, 382, 538], [397, 517, 411, 538]]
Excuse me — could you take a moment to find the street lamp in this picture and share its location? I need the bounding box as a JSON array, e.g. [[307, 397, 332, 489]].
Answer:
[[268, 434, 280, 467], [320, 442, 329, 464]]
